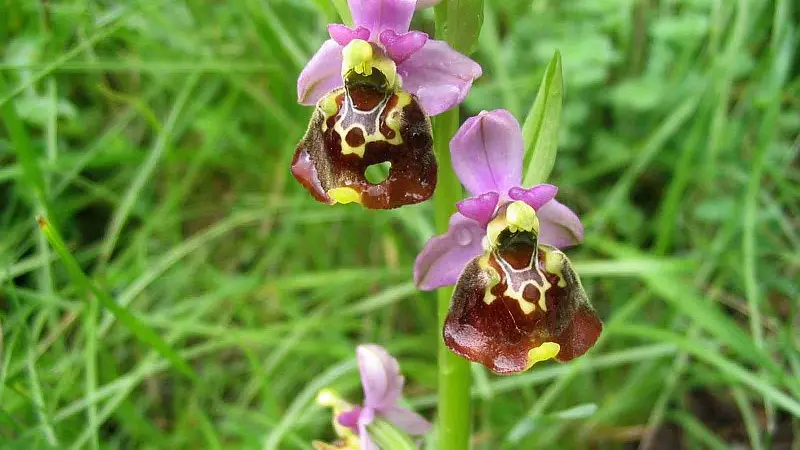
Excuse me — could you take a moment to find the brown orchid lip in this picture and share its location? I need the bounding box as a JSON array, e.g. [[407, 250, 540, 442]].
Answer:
[[443, 223, 602, 374], [292, 75, 436, 209]]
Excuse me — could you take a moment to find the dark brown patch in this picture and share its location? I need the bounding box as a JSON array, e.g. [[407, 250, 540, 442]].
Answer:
[[345, 128, 365, 148], [349, 85, 385, 111]]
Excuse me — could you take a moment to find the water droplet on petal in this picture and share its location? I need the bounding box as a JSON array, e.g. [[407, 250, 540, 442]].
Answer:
[[456, 228, 472, 246]]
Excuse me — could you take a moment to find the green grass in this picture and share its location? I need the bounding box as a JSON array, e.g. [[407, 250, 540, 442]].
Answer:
[[1, 0, 798, 449]]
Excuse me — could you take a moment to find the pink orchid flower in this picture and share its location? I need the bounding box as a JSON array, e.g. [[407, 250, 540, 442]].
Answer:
[[297, 0, 481, 116]]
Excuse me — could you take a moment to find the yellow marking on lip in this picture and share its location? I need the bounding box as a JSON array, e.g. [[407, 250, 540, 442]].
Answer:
[[479, 252, 501, 306], [525, 342, 560, 369], [327, 187, 362, 204], [384, 91, 410, 132], [502, 277, 549, 315], [335, 91, 411, 159], [480, 243, 553, 315], [544, 248, 567, 288], [535, 277, 550, 312], [513, 292, 536, 314], [481, 203, 556, 315], [319, 94, 341, 120], [340, 138, 366, 158]]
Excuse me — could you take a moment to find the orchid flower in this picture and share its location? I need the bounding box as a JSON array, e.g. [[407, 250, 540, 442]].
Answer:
[[292, 0, 481, 209], [443, 200, 603, 374], [315, 345, 430, 450], [413, 110, 602, 374], [297, 0, 481, 116], [414, 109, 584, 290]]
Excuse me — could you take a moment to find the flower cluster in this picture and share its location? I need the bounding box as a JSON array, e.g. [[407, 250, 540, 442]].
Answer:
[[293, 0, 604, 446]]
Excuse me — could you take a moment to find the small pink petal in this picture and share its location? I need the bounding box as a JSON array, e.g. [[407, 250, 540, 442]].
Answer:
[[328, 24, 371, 47], [297, 40, 344, 105], [508, 184, 558, 210], [357, 345, 404, 411], [537, 199, 584, 248], [379, 30, 428, 64], [457, 192, 500, 226], [397, 39, 482, 116], [450, 109, 523, 195], [414, 213, 486, 290], [337, 406, 362, 431], [349, 0, 416, 38]]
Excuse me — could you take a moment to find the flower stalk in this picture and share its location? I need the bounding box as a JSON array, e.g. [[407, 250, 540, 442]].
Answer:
[[433, 110, 472, 450], [431, 0, 484, 446]]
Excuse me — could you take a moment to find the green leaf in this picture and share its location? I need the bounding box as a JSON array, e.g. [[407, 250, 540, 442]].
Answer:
[[0, 73, 51, 218], [330, 0, 353, 26], [36, 217, 199, 381], [435, 0, 484, 54], [522, 50, 564, 186]]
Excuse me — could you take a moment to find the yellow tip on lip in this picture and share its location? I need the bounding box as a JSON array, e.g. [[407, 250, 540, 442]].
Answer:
[[328, 187, 362, 205], [525, 342, 560, 369]]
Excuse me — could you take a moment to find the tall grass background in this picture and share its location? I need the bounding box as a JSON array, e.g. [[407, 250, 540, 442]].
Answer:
[[0, 0, 798, 448]]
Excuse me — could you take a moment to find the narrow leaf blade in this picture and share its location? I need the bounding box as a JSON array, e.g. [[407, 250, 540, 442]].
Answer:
[[37, 217, 198, 381], [522, 50, 563, 186]]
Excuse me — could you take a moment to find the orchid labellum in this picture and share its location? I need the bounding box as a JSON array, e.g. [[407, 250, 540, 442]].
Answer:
[[444, 201, 602, 374]]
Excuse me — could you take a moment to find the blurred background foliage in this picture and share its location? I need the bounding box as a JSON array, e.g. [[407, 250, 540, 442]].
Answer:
[[0, 0, 798, 449]]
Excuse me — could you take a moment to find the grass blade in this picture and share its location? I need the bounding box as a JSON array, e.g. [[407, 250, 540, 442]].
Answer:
[[615, 325, 800, 417], [98, 74, 199, 265], [37, 217, 198, 381]]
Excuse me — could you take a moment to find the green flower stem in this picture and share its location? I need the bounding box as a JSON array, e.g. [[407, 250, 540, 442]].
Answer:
[[433, 109, 472, 450]]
